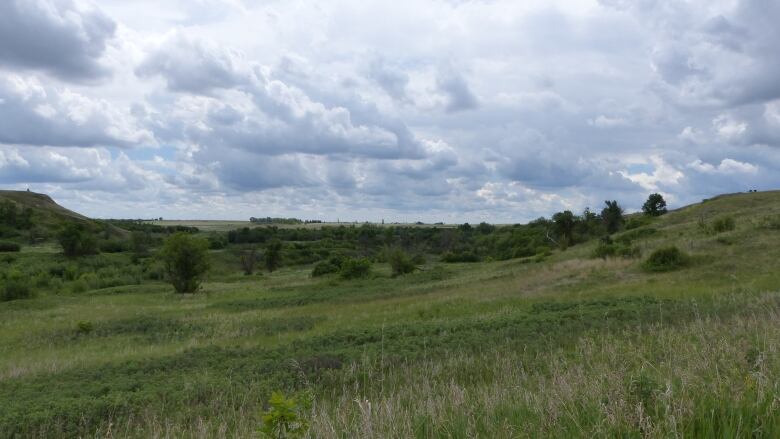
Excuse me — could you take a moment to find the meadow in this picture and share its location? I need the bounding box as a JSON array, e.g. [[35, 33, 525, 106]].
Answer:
[[1, 190, 780, 437]]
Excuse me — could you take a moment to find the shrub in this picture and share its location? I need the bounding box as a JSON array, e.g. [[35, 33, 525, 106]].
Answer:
[[0, 241, 20, 252], [711, 216, 736, 234], [386, 247, 417, 276], [312, 260, 339, 277], [1, 270, 33, 301], [339, 257, 371, 279], [258, 391, 311, 438], [159, 232, 210, 293], [642, 246, 690, 272]]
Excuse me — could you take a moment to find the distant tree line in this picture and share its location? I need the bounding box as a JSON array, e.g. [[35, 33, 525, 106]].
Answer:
[[249, 217, 322, 224]]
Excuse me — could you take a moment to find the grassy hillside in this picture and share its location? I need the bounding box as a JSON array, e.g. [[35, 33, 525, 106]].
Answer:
[[0, 190, 125, 245], [1, 191, 780, 437]]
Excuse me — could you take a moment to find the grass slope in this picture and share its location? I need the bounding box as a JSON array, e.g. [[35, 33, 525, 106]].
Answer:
[[1, 191, 780, 437]]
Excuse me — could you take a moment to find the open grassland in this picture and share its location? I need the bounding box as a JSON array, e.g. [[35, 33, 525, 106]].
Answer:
[[2, 191, 780, 437]]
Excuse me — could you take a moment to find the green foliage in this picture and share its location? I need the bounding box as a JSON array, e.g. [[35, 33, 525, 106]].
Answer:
[[1, 269, 33, 301], [264, 240, 283, 272], [441, 251, 479, 263], [311, 260, 340, 277], [99, 239, 127, 253], [642, 193, 668, 216], [259, 391, 312, 438], [642, 246, 690, 272], [552, 210, 576, 247], [339, 257, 371, 279], [601, 200, 624, 234], [0, 241, 20, 252], [592, 237, 641, 260], [386, 247, 417, 276], [624, 215, 653, 230], [57, 223, 98, 257], [159, 233, 210, 293]]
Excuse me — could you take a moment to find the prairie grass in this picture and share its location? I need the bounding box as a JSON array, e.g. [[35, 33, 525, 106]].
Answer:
[[2, 191, 780, 437]]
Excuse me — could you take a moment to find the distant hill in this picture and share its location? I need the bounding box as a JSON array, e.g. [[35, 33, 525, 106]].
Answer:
[[0, 190, 126, 243]]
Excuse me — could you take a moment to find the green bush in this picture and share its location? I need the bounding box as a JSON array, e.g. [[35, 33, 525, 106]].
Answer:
[[312, 260, 339, 277], [1, 270, 33, 301], [0, 241, 20, 252], [386, 247, 417, 276], [339, 257, 371, 279], [642, 246, 690, 272], [258, 391, 311, 438]]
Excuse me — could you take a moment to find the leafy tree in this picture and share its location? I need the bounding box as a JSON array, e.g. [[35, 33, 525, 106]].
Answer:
[[601, 200, 624, 234], [159, 232, 210, 293], [58, 223, 98, 257], [642, 193, 668, 216], [552, 210, 577, 247], [130, 231, 152, 259], [264, 239, 283, 272]]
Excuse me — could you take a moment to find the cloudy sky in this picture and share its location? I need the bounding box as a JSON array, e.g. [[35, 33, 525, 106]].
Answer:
[[1, 0, 779, 222]]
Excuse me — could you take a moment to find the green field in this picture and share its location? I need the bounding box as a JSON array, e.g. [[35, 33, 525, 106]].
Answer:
[[2, 191, 780, 437]]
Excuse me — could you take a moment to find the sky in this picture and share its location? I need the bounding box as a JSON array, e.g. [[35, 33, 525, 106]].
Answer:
[[1, 0, 779, 222]]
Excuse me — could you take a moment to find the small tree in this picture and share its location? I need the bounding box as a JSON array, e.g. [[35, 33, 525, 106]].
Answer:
[[552, 210, 577, 248], [241, 247, 258, 275], [159, 232, 210, 293], [58, 223, 98, 257], [264, 239, 283, 272], [642, 193, 668, 216], [601, 200, 624, 234]]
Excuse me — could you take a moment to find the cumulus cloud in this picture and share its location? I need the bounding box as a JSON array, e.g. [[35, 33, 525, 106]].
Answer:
[[0, 0, 116, 81], [0, 74, 152, 147], [3, 0, 780, 222]]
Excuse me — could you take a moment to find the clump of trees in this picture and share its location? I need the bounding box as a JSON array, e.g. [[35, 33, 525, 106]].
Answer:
[[159, 233, 210, 293], [58, 223, 98, 257], [0, 200, 33, 229]]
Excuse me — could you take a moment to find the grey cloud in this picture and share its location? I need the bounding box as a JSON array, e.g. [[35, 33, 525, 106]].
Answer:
[[437, 67, 479, 112], [136, 33, 249, 93], [368, 58, 410, 101], [0, 0, 116, 81]]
